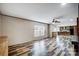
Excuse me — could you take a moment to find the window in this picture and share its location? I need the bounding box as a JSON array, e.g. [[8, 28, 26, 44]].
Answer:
[[34, 25, 45, 37]]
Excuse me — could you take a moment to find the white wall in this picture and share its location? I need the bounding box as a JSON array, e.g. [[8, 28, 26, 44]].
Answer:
[[1, 15, 48, 46], [49, 24, 60, 37]]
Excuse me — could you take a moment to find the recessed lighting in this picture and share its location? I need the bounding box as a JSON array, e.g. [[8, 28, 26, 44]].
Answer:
[[70, 19, 73, 22], [61, 3, 67, 5]]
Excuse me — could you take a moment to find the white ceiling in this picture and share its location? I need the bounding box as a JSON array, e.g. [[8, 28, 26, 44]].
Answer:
[[0, 3, 78, 26]]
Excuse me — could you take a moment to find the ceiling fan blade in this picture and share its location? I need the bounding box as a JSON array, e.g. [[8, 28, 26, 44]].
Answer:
[[57, 21, 60, 23], [54, 15, 65, 19], [55, 20, 60, 23], [52, 17, 61, 24]]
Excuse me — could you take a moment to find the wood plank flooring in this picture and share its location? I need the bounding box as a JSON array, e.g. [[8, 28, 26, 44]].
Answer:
[[9, 36, 75, 56]]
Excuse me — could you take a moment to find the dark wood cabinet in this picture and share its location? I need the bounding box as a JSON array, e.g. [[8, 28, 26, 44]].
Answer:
[[70, 26, 74, 35], [77, 17, 79, 40]]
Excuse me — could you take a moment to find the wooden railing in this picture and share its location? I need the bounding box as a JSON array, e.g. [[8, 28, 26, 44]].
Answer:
[[0, 36, 8, 56]]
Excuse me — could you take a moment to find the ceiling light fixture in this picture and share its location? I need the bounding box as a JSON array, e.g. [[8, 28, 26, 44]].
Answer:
[[61, 3, 67, 5]]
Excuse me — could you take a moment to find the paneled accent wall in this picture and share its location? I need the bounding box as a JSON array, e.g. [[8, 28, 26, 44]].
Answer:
[[1, 14, 49, 46]]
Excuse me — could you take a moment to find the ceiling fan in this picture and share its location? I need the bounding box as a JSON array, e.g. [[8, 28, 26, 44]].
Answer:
[[52, 15, 64, 24], [52, 19, 60, 23]]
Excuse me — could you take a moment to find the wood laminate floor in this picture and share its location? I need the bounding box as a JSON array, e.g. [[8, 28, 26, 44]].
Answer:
[[21, 36, 75, 56]]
